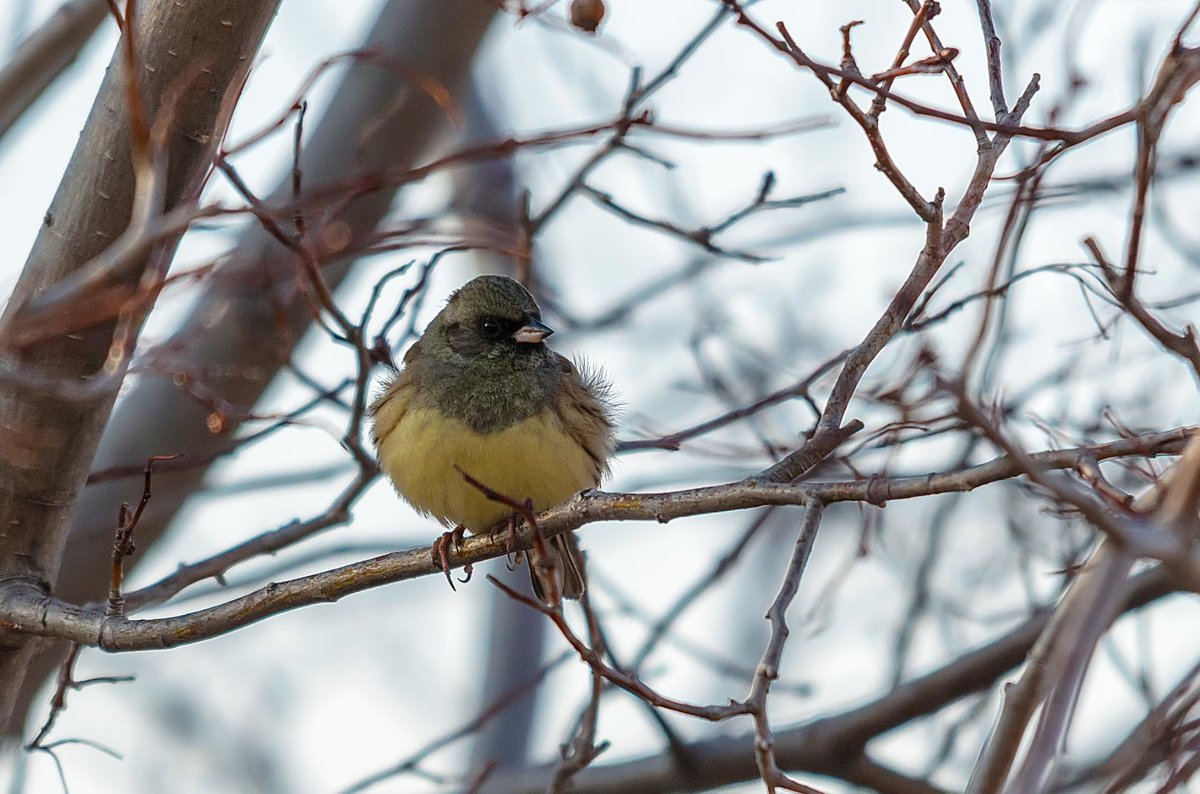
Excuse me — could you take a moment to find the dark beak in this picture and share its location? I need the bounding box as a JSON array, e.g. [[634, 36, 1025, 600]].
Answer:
[[511, 319, 553, 344]]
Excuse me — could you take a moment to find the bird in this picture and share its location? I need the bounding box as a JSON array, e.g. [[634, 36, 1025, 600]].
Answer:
[[370, 275, 615, 601]]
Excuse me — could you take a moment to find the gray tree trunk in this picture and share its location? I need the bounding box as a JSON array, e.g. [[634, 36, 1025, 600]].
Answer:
[[7, 0, 497, 737], [0, 0, 281, 729]]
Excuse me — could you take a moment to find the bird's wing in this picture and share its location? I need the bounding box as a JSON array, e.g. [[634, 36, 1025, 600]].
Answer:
[[369, 342, 421, 446], [551, 354, 617, 485], [401, 338, 423, 366]]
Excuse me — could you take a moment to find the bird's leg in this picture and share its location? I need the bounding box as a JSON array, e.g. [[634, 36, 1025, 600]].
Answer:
[[505, 514, 521, 554], [430, 524, 467, 590], [488, 514, 523, 571]]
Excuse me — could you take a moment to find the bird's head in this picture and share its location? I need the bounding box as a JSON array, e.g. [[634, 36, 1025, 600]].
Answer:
[[426, 275, 555, 365]]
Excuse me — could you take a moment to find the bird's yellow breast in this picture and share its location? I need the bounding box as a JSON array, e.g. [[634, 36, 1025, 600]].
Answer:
[[376, 406, 598, 532]]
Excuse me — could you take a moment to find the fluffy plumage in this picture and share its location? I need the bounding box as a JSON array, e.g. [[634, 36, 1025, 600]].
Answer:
[[370, 275, 615, 599]]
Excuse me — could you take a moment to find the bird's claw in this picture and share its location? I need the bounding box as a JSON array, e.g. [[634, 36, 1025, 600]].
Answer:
[[431, 525, 467, 591], [488, 515, 523, 570]]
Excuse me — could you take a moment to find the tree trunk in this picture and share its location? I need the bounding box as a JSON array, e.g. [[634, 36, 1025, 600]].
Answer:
[[6, 0, 496, 736], [0, 0, 280, 731]]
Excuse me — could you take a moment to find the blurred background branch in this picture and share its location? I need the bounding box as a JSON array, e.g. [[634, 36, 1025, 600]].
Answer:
[[0, 0, 109, 142]]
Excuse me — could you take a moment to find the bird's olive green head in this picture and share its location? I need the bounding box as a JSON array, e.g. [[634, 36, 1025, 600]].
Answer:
[[427, 275, 554, 362], [413, 275, 562, 432]]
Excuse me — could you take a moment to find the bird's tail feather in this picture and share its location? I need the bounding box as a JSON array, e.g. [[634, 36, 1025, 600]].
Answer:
[[528, 532, 586, 602]]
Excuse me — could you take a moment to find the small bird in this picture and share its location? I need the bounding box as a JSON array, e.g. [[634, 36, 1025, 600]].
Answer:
[[370, 275, 615, 601]]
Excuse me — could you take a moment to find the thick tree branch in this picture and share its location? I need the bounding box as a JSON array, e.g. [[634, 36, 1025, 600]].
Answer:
[[0, 428, 1187, 653]]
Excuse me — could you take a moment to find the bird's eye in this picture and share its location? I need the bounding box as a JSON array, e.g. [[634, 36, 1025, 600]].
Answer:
[[480, 318, 504, 339]]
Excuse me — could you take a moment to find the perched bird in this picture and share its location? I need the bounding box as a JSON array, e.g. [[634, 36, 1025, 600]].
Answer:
[[370, 275, 615, 601]]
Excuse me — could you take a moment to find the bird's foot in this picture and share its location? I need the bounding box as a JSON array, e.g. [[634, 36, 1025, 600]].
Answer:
[[488, 515, 523, 571], [431, 525, 467, 590]]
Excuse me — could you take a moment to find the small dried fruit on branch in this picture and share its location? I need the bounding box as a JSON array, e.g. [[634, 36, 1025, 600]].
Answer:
[[570, 0, 605, 33]]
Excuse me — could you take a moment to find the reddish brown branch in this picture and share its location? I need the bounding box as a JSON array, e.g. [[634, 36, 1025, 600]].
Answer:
[[488, 576, 750, 721]]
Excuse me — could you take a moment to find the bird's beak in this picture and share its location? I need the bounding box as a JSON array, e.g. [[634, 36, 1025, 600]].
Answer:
[[511, 319, 553, 344]]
